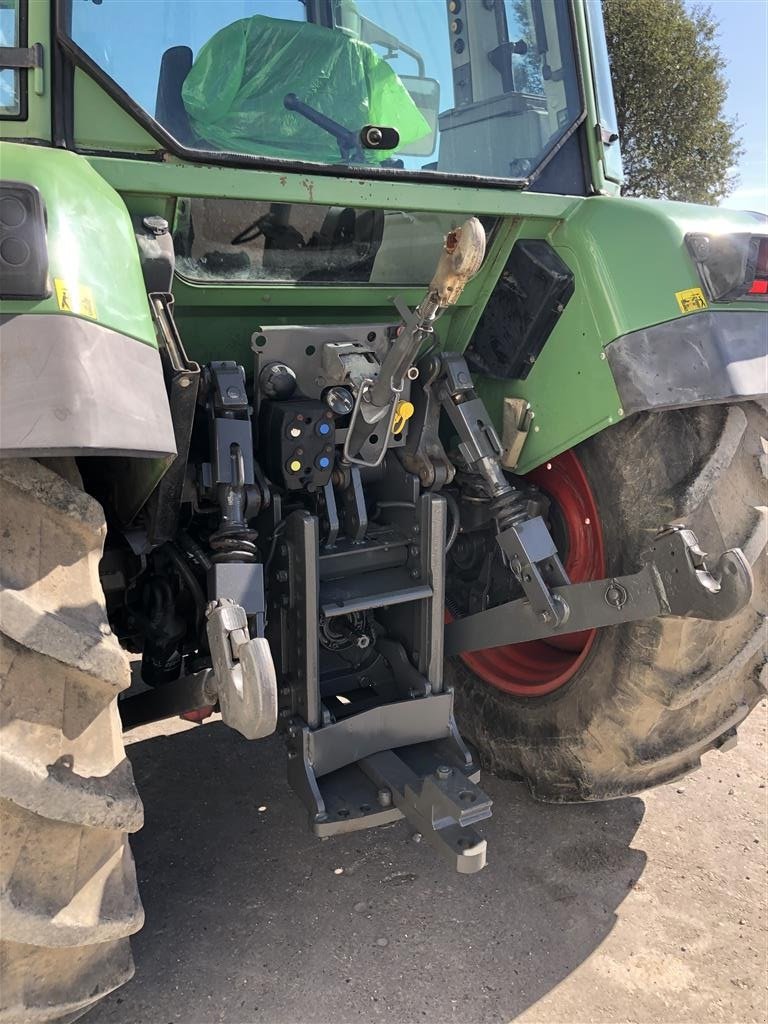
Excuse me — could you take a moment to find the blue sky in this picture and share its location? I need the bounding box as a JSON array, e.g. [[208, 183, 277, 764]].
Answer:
[[702, 0, 768, 213]]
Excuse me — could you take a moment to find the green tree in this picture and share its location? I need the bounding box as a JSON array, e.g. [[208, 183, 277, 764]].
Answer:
[[603, 0, 742, 204]]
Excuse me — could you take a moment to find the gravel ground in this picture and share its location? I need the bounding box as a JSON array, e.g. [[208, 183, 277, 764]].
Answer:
[[87, 698, 768, 1024]]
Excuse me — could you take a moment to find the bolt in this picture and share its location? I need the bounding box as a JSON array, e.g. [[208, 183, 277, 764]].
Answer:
[[436, 765, 453, 779], [365, 126, 383, 146], [409, 545, 420, 557], [411, 831, 423, 844], [410, 569, 420, 579], [226, 386, 241, 399], [276, 569, 288, 583], [179, 376, 192, 388], [377, 788, 392, 808], [540, 610, 553, 623]]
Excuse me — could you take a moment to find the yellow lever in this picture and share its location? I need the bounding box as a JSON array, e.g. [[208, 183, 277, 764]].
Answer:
[[393, 400, 415, 435]]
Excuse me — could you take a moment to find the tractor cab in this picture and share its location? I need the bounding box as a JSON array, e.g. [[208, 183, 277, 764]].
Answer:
[[57, 0, 622, 292], [67, 0, 610, 189]]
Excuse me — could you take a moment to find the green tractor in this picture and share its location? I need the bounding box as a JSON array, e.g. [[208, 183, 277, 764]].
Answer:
[[0, 0, 765, 1019]]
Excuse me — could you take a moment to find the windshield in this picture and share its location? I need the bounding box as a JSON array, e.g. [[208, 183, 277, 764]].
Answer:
[[67, 0, 582, 183]]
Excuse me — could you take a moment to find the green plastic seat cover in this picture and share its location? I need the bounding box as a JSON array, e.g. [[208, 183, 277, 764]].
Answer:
[[182, 15, 429, 161]]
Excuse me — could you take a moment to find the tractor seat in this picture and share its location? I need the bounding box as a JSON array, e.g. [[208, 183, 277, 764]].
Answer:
[[155, 45, 195, 145]]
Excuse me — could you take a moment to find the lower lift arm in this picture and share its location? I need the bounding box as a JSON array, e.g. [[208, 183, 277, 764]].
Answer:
[[446, 526, 753, 656], [433, 354, 754, 657]]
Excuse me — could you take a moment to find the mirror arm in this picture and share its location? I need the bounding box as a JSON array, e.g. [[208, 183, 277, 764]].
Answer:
[[359, 16, 426, 77]]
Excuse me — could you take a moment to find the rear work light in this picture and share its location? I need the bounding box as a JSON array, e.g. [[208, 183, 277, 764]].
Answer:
[[686, 231, 768, 302]]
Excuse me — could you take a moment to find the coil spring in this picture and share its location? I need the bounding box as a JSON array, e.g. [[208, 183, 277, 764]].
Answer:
[[491, 488, 531, 535], [209, 526, 260, 563]]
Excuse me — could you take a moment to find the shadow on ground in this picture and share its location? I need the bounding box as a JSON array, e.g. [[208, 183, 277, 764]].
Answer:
[[88, 722, 647, 1024]]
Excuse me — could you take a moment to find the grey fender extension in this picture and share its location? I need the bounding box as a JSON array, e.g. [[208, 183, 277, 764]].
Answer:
[[0, 313, 176, 458], [605, 309, 768, 414]]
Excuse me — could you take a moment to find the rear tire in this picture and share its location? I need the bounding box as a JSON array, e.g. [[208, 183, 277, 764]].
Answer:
[[0, 459, 144, 1022], [449, 402, 767, 801]]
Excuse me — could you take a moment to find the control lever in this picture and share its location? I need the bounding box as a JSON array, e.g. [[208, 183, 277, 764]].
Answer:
[[284, 93, 362, 162], [343, 218, 486, 467]]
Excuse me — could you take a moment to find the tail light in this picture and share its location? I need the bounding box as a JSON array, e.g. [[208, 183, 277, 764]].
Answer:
[[0, 182, 50, 300], [686, 231, 768, 301], [748, 236, 768, 295]]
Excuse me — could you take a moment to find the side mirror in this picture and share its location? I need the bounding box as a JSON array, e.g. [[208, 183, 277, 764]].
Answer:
[[399, 76, 440, 157]]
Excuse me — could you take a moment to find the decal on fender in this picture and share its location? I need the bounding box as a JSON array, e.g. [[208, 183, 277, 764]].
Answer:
[[674, 287, 708, 314], [54, 278, 98, 319]]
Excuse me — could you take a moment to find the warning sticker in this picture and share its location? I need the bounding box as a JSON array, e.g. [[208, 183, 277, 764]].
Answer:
[[674, 287, 708, 314], [54, 278, 98, 319]]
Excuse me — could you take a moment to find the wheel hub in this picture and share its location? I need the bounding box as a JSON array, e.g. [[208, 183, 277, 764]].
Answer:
[[452, 449, 605, 697]]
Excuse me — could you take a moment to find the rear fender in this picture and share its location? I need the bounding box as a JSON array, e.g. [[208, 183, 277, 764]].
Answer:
[[0, 143, 175, 461], [473, 196, 767, 472]]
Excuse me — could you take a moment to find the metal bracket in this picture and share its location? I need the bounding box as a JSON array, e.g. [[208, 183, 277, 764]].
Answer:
[[342, 375, 401, 467], [286, 692, 491, 873], [204, 361, 255, 487], [359, 752, 491, 874], [398, 351, 455, 489], [496, 515, 570, 625], [445, 526, 754, 656], [500, 397, 534, 470], [206, 599, 278, 739], [0, 44, 43, 70]]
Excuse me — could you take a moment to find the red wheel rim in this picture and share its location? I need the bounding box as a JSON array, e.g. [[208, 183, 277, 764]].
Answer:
[[457, 449, 605, 697]]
